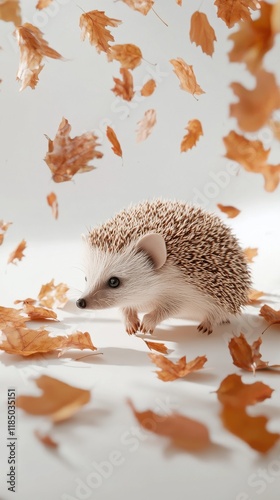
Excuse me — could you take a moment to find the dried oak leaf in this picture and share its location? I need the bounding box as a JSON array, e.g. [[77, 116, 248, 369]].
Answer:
[[47, 192, 58, 220], [80, 10, 121, 54], [136, 109, 157, 143], [44, 117, 103, 183], [121, 0, 154, 15], [36, 0, 53, 9], [35, 430, 58, 448], [216, 373, 273, 408], [190, 12, 216, 57], [180, 119, 203, 152], [214, 0, 260, 28], [38, 279, 69, 309], [7, 239, 26, 264], [259, 304, 280, 326], [106, 126, 123, 158], [170, 58, 205, 96], [144, 340, 168, 354], [228, 334, 280, 373], [112, 68, 134, 101], [247, 288, 264, 304], [0, 219, 12, 245], [16, 375, 91, 422], [141, 79, 156, 97], [15, 23, 62, 91], [0, 0, 21, 26], [107, 44, 142, 70], [244, 247, 258, 263], [217, 204, 240, 218], [128, 400, 211, 451], [149, 353, 207, 381]]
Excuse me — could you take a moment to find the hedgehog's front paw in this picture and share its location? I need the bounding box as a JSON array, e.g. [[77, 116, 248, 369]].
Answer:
[[197, 319, 213, 335], [140, 313, 157, 334], [125, 317, 140, 335]]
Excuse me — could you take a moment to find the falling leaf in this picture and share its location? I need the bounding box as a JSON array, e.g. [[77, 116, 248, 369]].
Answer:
[[136, 109, 157, 143], [244, 247, 258, 263], [0, 306, 28, 329], [15, 23, 62, 91], [247, 288, 264, 304], [228, 334, 280, 373], [140, 79, 156, 96], [269, 120, 280, 141], [189, 12, 216, 56], [106, 126, 123, 158], [144, 340, 168, 354], [0, 0, 21, 26], [80, 10, 121, 54], [230, 71, 280, 132], [259, 304, 280, 326], [214, 0, 260, 28], [177, 0, 182, 5], [44, 117, 103, 183], [217, 204, 241, 218], [216, 373, 273, 408], [111, 68, 135, 101], [121, 0, 154, 15], [35, 430, 58, 448], [128, 400, 211, 451], [107, 43, 142, 69], [37, 279, 69, 309], [0, 219, 12, 245], [7, 239, 26, 264], [180, 119, 203, 152], [36, 0, 53, 9], [149, 353, 207, 381], [47, 192, 58, 219], [170, 58, 205, 96], [16, 375, 91, 422]]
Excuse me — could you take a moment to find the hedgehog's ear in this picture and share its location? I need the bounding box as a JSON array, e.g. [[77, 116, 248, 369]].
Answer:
[[135, 233, 167, 270]]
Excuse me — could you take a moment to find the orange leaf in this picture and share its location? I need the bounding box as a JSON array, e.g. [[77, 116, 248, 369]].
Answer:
[[44, 117, 103, 183], [35, 430, 58, 448], [170, 58, 205, 96], [121, 0, 154, 15], [107, 43, 142, 69], [214, 0, 260, 28], [228, 334, 272, 373], [80, 10, 121, 54], [180, 119, 203, 152], [15, 23, 62, 91], [128, 400, 211, 451], [149, 353, 207, 381], [269, 120, 280, 141], [140, 79, 156, 97], [0, 306, 28, 329], [19, 301, 57, 321], [136, 109, 157, 143], [0, 219, 12, 245], [244, 247, 258, 263], [16, 375, 91, 422], [216, 373, 273, 408], [111, 68, 135, 101], [190, 12, 216, 56], [106, 126, 123, 158], [144, 340, 168, 354], [247, 288, 264, 304], [259, 304, 280, 326], [36, 0, 53, 9], [0, 0, 21, 26], [47, 192, 58, 220], [7, 239, 26, 264], [217, 204, 240, 218], [37, 279, 69, 309]]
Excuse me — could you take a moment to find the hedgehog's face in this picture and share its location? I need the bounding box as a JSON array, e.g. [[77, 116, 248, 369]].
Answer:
[[76, 233, 167, 311]]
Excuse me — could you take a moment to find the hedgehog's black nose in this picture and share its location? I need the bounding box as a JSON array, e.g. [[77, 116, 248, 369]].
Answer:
[[76, 298, 87, 309]]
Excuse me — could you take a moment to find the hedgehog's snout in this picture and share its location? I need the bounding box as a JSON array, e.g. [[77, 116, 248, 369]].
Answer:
[[76, 298, 87, 309]]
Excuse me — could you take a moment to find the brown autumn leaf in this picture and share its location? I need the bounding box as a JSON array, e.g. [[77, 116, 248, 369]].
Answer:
[[180, 119, 203, 152], [80, 10, 121, 54], [259, 304, 280, 326], [230, 71, 280, 132], [121, 0, 154, 15], [16, 375, 91, 422], [228, 334, 280, 373], [269, 120, 280, 141], [0, 305, 28, 329], [170, 58, 205, 96], [7, 239, 26, 264], [15, 23, 62, 91], [244, 247, 258, 263], [216, 373, 273, 408], [144, 340, 168, 354], [140, 79, 156, 97], [107, 44, 142, 70], [214, 0, 260, 28], [35, 430, 58, 448], [136, 109, 157, 143], [36, 0, 53, 9], [190, 12, 216, 57], [0, 0, 21, 26], [111, 68, 135, 101], [217, 204, 241, 218], [128, 400, 211, 451], [247, 288, 264, 304], [0, 219, 12, 245], [37, 279, 69, 309], [47, 192, 58, 220], [149, 353, 207, 381], [44, 117, 103, 183], [106, 126, 123, 158], [14, 299, 58, 322], [177, 0, 182, 5]]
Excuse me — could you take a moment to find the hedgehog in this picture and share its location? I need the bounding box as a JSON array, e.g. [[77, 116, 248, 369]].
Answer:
[[76, 199, 251, 335]]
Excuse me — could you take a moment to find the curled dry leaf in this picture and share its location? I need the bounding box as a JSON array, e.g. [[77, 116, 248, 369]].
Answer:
[[15, 23, 62, 91], [0, 219, 12, 245], [7, 239, 26, 264], [121, 0, 154, 15], [190, 12, 216, 57], [106, 126, 123, 158], [36, 0, 53, 9], [16, 375, 91, 422], [216, 373, 273, 408], [0, 305, 28, 329], [228, 333, 280, 373], [149, 353, 207, 381], [244, 247, 258, 263], [79, 10, 121, 54], [144, 340, 168, 354], [247, 288, 264, 304], [259, 304, 280, 326], [107, 44, 142, 70], [128, 400, 211, 452], [180, 119, 203, 153], [214, 0, 260, 28], [47, 192, 58, 220], [35, 430, 58, 448], [136, 109, 156, 143], [217, 204, 240, 218], [14, 299, 57, 321], [140, 79, 156, 97], [0, 0, 21, 26], [112, 68, 135, 101], [38, 279, 69, 309], [170, 58, 205, 97], [44, 117, 103, 183]]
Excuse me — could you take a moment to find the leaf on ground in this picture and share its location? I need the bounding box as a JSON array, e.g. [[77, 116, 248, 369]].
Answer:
[[0, 0, 21, 26], [170, 58, 205, 96], [259, 304, 280, 326], [107, 43, 142, 69], [247, 288, 264, 304], [228, 333, 280, 373], [128, 400, 211, 451], [0, 306, 28, 329], [136, 109, 156, 143], [144, 340, 168, 354], [0, 220, 12, 245], [80, 10, 121, 54], [121, 0, 154, 15], [244, 247, 258, 263], [36, 0, 53, 9], [15, 300, 57, 321], [7, 239, 26, 264], [16, 375, 91, 422], [190, 12, 216, 56], [44, 117, 103, 183], [37, 279, 69, 309], [216, 373, 273, 408], [149, 353, 207, 381], [15, 23, 62, 91], [180, 119, 203, 152], [47, 192, 58, 219], [111, 68, 135, 101], [106, 126, 123, 158], [214, 0, 260, 28], [217, 204, 240, 218], [35, 430, 58, 448], [141, 79, 156, 97]]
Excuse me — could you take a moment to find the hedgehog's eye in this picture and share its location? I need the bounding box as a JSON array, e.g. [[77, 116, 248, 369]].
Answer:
[[108, 277, 120, 288]]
